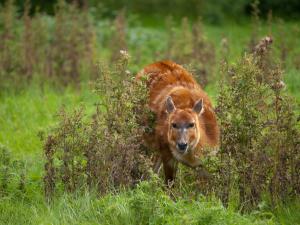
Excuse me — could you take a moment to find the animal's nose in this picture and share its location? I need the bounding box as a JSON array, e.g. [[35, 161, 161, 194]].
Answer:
[[177, 142, 188, 152]]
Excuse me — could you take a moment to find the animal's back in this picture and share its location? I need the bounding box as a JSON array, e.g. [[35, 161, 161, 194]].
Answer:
[[137, 60, 219, 150]]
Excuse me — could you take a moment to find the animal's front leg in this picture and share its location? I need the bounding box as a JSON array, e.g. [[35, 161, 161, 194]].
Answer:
[[162, 156, 178, 187], [183, 153, 211, 179], [152, 154, 162, 174], [188, 155, 211, 179]]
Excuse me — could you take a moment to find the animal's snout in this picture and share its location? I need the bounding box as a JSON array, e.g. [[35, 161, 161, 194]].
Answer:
[[177, 142, 188, 152]]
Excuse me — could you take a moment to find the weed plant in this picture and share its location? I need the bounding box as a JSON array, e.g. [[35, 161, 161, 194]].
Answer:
[[212, 37, 300, 211], [43, 52, 152, 199], [0, 0, 96, 89], [165, 17, 215, 87]]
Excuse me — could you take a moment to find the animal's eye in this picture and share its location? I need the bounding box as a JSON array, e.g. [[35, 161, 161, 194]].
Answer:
[[188, 123, 195, 128], [171, 123, 177, 128]]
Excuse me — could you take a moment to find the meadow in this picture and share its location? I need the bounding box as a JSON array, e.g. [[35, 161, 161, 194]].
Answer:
[[0, 1, 300, 224]]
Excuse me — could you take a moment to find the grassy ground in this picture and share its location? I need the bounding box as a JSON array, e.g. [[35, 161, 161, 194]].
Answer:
[[0, 21, 300, 224], [0, 179, 279, 225]]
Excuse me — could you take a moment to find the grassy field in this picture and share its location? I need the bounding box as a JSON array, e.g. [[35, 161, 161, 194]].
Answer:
[[1, 74, 299, 225], [0, 16, 300, 225], [1, 178, 289, 225]]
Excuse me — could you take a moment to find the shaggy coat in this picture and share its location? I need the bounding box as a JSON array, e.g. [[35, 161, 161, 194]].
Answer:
[[137, 60, 219, 183]]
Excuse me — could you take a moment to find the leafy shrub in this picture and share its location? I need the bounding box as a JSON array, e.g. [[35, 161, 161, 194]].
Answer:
[[43, 107, 88, 199], [209, 37, 300, 211], [43, 53, 153, 199]]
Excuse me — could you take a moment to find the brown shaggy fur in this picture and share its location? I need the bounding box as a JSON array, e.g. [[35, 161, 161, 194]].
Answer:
[[137, 60, 219, 184]]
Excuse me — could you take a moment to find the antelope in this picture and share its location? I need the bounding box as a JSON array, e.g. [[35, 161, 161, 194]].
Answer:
[[137, 60, 219, 185]]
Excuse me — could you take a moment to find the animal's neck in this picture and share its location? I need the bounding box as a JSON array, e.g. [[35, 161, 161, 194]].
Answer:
[[170, 146, 202, 168]]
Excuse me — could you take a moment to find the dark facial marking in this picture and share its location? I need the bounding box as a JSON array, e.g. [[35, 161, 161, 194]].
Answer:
[[171, 122, 195, 129]]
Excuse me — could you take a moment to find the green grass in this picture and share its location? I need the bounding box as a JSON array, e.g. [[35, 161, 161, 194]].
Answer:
[[0, 179, 277, 225], [0, 84, 98, 186], [0, 84, 97, 158], [272, 201, 300, 225]]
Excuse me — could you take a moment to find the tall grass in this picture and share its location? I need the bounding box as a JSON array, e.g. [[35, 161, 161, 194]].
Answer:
[[1, 0, 299, 95], [0, 0, 96, 89], [0, 177, 279, 225]]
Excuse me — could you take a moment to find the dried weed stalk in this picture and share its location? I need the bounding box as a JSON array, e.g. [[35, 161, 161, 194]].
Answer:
[[165, 17, 215, 87], [0, 0, 97, 89]]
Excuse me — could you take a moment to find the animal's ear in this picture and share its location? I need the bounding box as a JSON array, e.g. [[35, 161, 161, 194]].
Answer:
[[193, 99, 204, 115], [166, 96, 176, 113]]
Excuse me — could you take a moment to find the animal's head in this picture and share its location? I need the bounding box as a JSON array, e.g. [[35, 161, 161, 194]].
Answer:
[[166, 96, 204, 155]]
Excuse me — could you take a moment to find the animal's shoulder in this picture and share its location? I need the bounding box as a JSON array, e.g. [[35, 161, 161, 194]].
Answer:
[[137, 61, 198, 89]]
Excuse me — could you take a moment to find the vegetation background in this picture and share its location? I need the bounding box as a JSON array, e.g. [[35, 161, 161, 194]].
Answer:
[[0, 0, 299, 224]]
